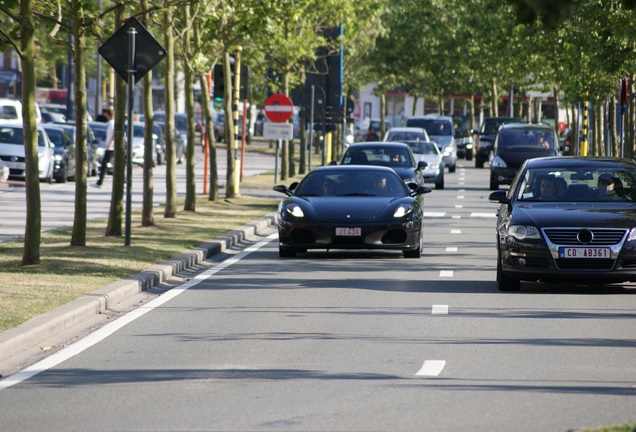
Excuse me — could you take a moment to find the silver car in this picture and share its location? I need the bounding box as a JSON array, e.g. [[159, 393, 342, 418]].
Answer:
[[0, 122, 54, 182], [405, 115, 457, 173]]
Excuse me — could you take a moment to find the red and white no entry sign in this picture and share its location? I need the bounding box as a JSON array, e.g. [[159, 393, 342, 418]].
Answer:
[[264, 94, 294, 123]]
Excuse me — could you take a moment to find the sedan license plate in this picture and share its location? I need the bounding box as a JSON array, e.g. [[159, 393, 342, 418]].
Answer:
[[559, 247, 610, 259], [336, 227, 361, 236]]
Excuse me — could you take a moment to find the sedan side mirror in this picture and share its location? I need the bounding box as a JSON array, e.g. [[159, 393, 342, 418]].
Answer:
[[488, 190, 510, 204], [417, 160, 428, 170], [410, 185, 432, 196]]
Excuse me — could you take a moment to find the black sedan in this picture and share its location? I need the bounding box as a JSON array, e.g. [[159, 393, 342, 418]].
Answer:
[[274, 165, 432, 258], [339, 142, 427, 186], [489, 156, 636, 291]]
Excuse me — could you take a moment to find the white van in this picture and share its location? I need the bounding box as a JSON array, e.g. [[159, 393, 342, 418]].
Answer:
[[0, 98, 42, 124]]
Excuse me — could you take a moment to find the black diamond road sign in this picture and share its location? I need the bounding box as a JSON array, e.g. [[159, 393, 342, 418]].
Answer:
[[98, 17, 166, 84]]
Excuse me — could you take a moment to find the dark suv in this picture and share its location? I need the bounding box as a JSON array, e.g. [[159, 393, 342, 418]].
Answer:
[[490, 123, 559, 190], [474, 117, 521, 168]]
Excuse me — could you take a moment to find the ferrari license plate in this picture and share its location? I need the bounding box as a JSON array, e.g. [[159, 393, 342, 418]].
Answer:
[[559, 247, 610, 259], [336, 227, 361, 236]]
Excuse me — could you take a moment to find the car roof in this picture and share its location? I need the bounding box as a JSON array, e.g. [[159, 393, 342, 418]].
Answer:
[[387, 127, 426, 132], [310, 165, 399, 174], [524, 156, 636, 169], [500, 123, 553, 131], [408, 114, 452, 121], [346, 142, 412, 149]]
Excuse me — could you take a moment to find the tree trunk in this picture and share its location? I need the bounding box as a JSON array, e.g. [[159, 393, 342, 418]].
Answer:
[[610, 96, 619, 158], [20, 0, 42, 265], [140, 0, 155, 226], [553, 87, 560, 135], [224, 50, 238, 197], [183, 4, 196, 211], [380, 93, 386, 137], [199, 72, 218, 201], [299, 108, 307, 175], [70, 0, 88, 246], [105, 7, 126, 236], [490, 78, 498, 117], [628, 76, 635, 159], [163, 5, 178, 216]]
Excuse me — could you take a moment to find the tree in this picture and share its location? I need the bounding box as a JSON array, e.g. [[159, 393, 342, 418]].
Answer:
[[0, 0, 42, 264]]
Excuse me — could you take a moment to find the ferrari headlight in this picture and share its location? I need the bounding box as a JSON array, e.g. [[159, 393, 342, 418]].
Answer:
[[394, 204, 413, 218], [509, 225, 540, 240], [285, 203, 304, 218]]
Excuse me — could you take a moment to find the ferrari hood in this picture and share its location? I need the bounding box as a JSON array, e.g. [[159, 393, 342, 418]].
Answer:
[[302, 196, 400, 222]]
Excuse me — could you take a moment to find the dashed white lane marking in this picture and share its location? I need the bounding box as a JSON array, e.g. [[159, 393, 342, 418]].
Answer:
[[439, 270, 454, 277], [0, 233, 279, 391], [416, 360, 446, 376], [452, 215, 461, 219], [446, 247, 457, 252], [425, 212, 446, 217], [455, 205, 463, 208], [457, 195, 465, 199], [471, 212, 497, 218], [451, 229, 461, 234], [432, 305, 448, 314]]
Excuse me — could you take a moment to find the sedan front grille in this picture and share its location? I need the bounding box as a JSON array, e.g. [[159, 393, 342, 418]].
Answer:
[[543, 228, 627, 245]]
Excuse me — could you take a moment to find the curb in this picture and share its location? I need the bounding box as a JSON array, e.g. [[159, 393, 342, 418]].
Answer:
[[0, 212, 278, 366]]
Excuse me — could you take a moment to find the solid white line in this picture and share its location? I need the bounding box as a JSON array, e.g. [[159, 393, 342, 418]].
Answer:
[[416, 360, 446, 376], [439, 270, 454, 277], [432, 305, 448, 314], [445, 247, 457, 252], [0, 233, 278, 391]]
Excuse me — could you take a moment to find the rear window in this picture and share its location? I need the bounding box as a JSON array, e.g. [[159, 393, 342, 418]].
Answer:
[[406, 119, 452, 136], [497, 128, 556, 149], [0, 126, 46, 146], [0, 105, 19, 121]]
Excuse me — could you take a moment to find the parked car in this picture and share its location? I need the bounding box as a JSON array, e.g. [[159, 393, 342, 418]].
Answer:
[[453, 116, 473, 161], [87, 121, 109, 174], [273, 165, 432, 258], [364, 118, 392, 141], [0, 122, 54, 182], [148, 113, 185, 164], [474, 117, 521, 168], [125, 122, 158, 167], [402, 140, 444, 189], [47, 123, 100, 178], [489, 156, 636, 291], [383, 127, 430, 143], [339, 142, 427, 187], [42, 124, 75, 183], [0, 98, 42, 124], [489, 123, 559, 190], [405, 115, 457, 173]]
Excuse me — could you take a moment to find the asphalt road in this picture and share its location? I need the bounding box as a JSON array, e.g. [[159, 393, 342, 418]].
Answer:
[[0, 145, 278, 242], [0, 161, 635, 431]]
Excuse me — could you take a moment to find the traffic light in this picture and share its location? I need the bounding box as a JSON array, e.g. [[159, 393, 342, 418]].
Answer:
[[213, 64, 225, 99], [213, 97, 223, 111]]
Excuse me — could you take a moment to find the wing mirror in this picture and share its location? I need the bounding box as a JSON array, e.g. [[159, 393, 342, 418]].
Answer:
[[273, 184, 293, 197], [488, 190, 510, 204], [417, 161, 428, 170]]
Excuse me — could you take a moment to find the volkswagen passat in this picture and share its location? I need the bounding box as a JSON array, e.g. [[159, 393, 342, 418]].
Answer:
[[489, 156, 636, 291]]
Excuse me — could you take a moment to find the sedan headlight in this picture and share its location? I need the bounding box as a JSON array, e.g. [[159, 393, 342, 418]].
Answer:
[[442, 146, 453, 156], [509, 225, 540, 240], [285, 203, 304, 218], [394, 203, 413, 218], [54, 154, 63, 162], [491, 155, 507, 168]]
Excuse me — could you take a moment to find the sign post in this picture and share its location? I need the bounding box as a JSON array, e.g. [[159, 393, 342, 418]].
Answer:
[[99, 17, 166, 246], [264, 94, 294, 180]]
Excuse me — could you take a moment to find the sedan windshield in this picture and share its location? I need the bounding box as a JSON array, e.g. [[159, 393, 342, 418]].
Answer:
[[516, 167, 636, 202], [294, 170, 408, 197]]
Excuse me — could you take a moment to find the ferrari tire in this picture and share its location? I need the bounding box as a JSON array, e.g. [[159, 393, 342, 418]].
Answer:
[[279, 246, 296, 258]]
